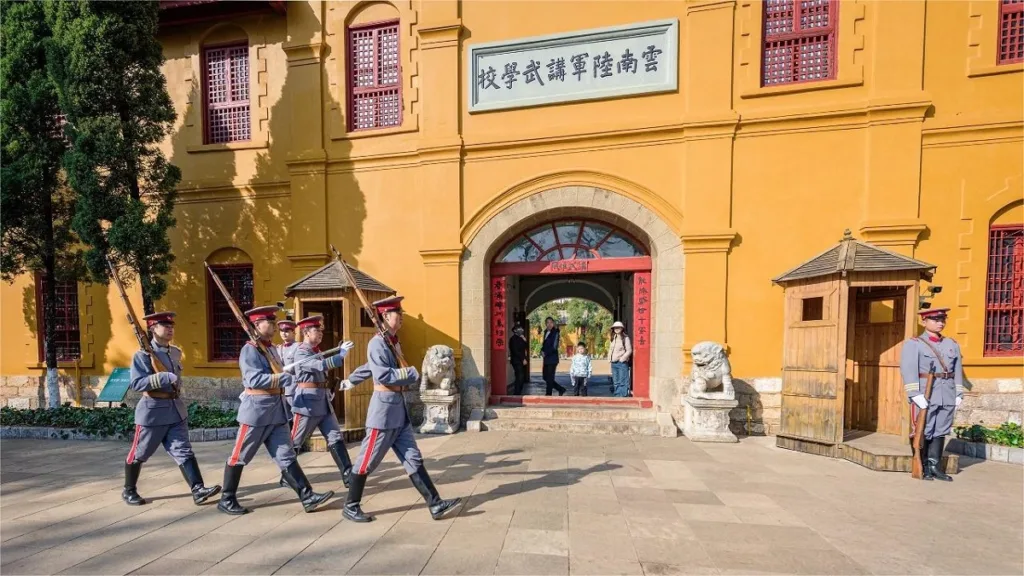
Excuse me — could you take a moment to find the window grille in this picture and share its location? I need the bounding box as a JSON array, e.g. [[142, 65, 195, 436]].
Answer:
[[985, 224, 1024, 356], [208, 265, 254, 361], [204, 44, 251, 143], [348, 22, 402, 131], [1000, 0, 1024, 64], [762, 0, 838, 86], [36, 275, 81, 362]]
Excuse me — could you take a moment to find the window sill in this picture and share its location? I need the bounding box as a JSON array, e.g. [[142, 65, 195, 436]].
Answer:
[[964, 356, 1023, 367], [967, 62, 1024, 79], [338, 124, 418, 140], [187, 139, 269, 153], [193, 361, 241, 370], [740, 77, 863, 99], [26, 357, 94, 370]]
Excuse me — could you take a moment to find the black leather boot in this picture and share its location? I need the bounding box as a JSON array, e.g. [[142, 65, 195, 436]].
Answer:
[[283, 461, 333, 513], [920, 437, 934, 480], [122, 462, 146, 506], [343, 473, 374, 523], [409, 467, 461, 520], [217, 464, 250, 515], [928, 436, 953, 482], [279, 470, 290, 488], [179, 457, 221, 505], [329, 442, 353, 488]]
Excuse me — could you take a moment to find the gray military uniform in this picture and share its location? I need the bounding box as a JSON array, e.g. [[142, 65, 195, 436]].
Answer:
[[288, 342, 345, 449], [347, 334, 423, 476], [126, 340, 194, 465], [226, 342, 296, 469], [278, 341, 298, 418], [900, 334, 964, 439]]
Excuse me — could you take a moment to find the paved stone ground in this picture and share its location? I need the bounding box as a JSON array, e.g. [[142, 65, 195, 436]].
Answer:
[[1, 432, 1021, 575]]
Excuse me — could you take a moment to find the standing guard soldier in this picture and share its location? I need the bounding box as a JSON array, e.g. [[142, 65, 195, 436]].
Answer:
[[123, 312, 221, 506], [281, 315, 356, 489], [217, 305, 334, 515], [340, 296, 461, 523], [900, 307, 964, 482], [278, 319, 299, 366]]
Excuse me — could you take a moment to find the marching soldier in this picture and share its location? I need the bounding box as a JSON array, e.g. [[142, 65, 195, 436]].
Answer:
[[340, 296, 461, 523], [123, 312, 221, 506], [280, 315, 356, 489], [277, 319, 299, 366], [277, 318, 298, 435], [217, 305, 334, 515], [900, 307, 964, 482]]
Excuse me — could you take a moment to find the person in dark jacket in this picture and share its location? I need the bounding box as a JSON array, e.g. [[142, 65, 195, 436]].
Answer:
[[541, 317, 565, 396], [509, 325, 529, 395]]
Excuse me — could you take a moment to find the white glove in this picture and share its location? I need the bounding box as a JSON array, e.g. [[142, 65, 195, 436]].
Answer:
[[165, 373, 179, 385], [339, 340, 355, 358], [339, 379, 355, 391], [911, 395, 927, 409], [955, 396, 963, 408]]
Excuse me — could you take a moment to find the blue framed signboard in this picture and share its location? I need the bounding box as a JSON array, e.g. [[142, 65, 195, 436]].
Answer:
[[467, 19, 679, 113], [97, 367, 132, 404]]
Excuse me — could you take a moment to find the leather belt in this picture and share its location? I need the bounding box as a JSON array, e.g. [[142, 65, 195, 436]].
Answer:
[[144, 391, 179, 400], [374, 384, 404, 393], [297, 382, 331, 389], [245, 388, 284, 396], [920, 372, 954, 379]]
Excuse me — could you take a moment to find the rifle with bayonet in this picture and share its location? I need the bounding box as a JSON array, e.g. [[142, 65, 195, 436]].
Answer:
[[204, 262, 282, 373], [106, 256, 169, 374], [329, 244, 410, 369]]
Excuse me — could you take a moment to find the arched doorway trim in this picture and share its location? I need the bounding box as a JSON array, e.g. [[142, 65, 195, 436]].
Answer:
[[460, 181, 684, 415], [524, 279, 616, 314]]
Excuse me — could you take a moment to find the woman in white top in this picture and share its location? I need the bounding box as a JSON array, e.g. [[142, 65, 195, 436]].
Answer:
[[608, 321, 632, 397]]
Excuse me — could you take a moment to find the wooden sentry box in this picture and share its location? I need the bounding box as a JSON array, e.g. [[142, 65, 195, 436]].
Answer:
[[284, 260, 396, 441], [772, 230, 938, 468]]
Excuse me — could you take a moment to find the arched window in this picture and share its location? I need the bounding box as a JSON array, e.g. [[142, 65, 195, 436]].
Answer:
[[985, 224, 1024, 356], [495, 219, 648, 263], [206, 248, 254, 361]]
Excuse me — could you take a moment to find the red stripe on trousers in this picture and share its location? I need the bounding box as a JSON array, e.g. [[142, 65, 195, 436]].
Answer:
[[291, 415, 302, 441], [125, 424, 142, 464], [228, 424, 250, 466], [358, 428, 379, 475]]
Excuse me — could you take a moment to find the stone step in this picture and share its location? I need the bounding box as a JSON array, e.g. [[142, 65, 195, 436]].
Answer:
[[480, 417, 663, 436], [485, 404, 656, 422]]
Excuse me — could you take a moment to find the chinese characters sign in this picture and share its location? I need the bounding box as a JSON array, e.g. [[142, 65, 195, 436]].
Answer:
[[468, 19, 678, 113], [491, 276, 507, 351], [633, 272, 651, 350]]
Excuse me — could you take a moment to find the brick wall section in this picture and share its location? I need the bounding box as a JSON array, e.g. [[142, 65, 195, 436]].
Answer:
[[1, 376, 243, 411]]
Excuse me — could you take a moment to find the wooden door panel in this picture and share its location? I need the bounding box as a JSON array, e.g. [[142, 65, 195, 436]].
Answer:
[[848, 295, 906, 435]]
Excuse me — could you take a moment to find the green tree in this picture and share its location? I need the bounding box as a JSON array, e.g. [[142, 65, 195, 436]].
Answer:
[[1, 0, 83, 408], [45, 0, 181, 314]]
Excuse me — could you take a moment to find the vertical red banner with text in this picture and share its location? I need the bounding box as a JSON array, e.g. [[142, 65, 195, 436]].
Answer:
[[632, 272, 651, 398], [490, 275, 508, 396]]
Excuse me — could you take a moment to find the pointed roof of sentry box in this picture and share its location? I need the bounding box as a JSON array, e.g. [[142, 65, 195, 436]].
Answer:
[[284, 260, 394, 296], [772, 229, 936, 284]]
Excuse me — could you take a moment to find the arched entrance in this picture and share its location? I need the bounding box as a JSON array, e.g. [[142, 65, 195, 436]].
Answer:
[[489, 219, 653, 399], [460, 182, 684, 413]]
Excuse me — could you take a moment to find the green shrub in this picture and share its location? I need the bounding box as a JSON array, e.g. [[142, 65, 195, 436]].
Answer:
[[0, 404, 238, 439], [954, 422, 1024, 448]]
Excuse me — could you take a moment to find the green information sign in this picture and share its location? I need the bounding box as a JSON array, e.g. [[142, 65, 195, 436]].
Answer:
[[97, 367, 132, 404]]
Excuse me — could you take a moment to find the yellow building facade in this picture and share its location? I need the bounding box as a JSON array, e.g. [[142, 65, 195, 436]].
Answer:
[[2, 0, 1021, 437]]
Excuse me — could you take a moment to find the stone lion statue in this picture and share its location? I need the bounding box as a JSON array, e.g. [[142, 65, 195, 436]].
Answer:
[[689, 341, 734, 399], [421, 344, 456, 392]]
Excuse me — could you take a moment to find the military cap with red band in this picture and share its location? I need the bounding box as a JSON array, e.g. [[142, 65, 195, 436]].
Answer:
[[143, 311, 176, 327], [373, 296, 404, 314], [297, 315, 324, 330], [245, 305, 279, 323], [277, 319, 296, 330], [918, 307, 950, 319]]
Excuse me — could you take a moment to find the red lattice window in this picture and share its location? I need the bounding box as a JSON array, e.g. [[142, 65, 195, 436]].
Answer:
[[762, 0, 838, 86], [203, 44, 250, 144], [347, 21, 401, 131], [1000, 0, 1024, 64], [36, 275, 81, 362], [207, 264, 254, 361], [985, 225, 1024, 356]]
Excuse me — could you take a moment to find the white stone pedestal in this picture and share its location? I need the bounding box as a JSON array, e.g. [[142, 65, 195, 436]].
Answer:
[[682, 394, 739, 443], [416, 390, 461, 434]]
